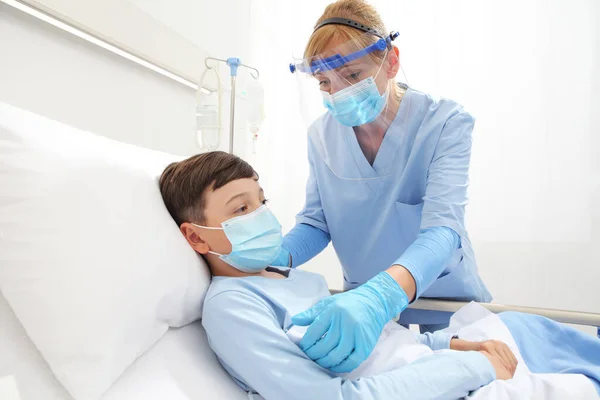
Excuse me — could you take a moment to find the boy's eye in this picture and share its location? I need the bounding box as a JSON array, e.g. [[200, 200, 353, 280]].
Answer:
[[234, 200, 267, 215], [235, 205, 248, 214]]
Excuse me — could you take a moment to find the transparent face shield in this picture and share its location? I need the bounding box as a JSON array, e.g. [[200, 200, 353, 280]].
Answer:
[[290, 30, 400, 180]]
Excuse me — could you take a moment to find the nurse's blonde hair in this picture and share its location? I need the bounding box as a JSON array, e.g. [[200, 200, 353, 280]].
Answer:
[[305, 0, 403, 101]]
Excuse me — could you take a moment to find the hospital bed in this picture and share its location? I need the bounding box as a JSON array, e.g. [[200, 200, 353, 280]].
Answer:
[[1, 290, 598, 400]]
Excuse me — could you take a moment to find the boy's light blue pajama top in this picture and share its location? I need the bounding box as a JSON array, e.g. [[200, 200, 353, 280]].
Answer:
[[281, 88, 492, 327], [203, 268, 600, 398], [202, 268, 495, 400]]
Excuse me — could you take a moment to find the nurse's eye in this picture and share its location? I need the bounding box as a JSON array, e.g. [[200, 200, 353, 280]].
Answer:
[[346, 72, 360, 81], [261, 198, 269, 205]]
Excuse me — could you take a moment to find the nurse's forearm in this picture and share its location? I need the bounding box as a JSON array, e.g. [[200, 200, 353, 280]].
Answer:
[[282, 223, 331, 267], [385, 264, 417, 302], [388, 226, 460, 302]]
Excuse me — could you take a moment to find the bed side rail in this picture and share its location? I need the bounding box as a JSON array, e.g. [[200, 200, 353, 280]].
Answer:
[[329, 290, 600, 337]]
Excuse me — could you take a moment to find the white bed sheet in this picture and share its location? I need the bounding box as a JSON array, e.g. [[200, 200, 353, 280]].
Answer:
[[0, 292, 247, 400]]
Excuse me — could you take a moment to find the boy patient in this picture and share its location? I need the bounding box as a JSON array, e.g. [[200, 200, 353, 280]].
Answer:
[[159, 152, 600, 400]]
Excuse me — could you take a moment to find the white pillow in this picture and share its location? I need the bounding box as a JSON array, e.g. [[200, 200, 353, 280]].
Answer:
[[0, 102, 211, 400]]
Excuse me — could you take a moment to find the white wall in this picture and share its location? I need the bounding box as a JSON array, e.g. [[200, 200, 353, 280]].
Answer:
[[247, 0, 600, 333], [0, 2, 197, 156], [130, 0, 261, 162], [130, 0, 252, 62]]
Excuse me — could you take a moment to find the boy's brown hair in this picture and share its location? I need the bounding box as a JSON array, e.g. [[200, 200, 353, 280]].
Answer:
[[159, 151, 256, 226]]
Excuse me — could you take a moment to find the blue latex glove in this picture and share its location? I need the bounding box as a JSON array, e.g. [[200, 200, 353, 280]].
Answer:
[[291, 271, 409, 373]]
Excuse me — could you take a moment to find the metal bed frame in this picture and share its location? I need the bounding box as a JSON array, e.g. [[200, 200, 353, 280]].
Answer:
[[330, 289, 600, 338]]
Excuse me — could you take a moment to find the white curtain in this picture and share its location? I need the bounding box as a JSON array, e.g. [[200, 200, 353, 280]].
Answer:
[[247, 0, 599, 319]]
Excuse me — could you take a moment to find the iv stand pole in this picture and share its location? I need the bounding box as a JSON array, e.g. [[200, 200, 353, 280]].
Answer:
[[204, 57, 260, 154]]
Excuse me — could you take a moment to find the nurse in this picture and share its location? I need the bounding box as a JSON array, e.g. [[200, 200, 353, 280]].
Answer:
[[273, 0, 492, 373]]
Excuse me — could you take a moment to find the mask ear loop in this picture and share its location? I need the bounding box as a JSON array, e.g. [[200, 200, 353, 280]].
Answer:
[[400, 65, 410, 87], [189, 223, 226, 257], [374, 48, 395, 122], [376, 31, 403, 119], [380, 45, 410, 123], [190, 223, 223, 230], [373, 48, 389, 81]]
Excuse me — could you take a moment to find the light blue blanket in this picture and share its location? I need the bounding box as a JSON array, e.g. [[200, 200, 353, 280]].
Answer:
[[500, 311, 600, 395]]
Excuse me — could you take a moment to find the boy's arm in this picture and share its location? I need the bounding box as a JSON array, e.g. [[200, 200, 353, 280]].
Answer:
[[416, 331, 506, 354], [202, 291, 496, 400], [416, 330, 455, 350]]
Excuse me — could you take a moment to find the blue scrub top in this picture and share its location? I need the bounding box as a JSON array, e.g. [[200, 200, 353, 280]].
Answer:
[[297, 87, 492, 311]]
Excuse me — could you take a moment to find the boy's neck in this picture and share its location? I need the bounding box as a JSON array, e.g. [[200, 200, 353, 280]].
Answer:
[[204, 253, 285, 279]]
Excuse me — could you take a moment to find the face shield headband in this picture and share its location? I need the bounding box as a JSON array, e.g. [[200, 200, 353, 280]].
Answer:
[[289, 18, 399, 75]]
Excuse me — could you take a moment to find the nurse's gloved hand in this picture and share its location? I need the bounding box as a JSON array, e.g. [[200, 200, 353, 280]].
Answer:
[[291, 271, 409, 373]]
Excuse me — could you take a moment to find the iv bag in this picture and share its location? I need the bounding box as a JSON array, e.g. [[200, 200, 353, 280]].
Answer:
[[196, 67, 221, 150], [196, 101, 219, 150], [246, 79, 265, 134]]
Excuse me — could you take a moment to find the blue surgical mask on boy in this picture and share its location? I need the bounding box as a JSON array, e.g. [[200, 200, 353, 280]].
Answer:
[[192, 205, 283, 273], [321, 76, 388, 127]]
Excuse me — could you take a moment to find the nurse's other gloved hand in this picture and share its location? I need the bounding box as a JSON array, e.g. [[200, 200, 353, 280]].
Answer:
[[291, 271, 409, 373]]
